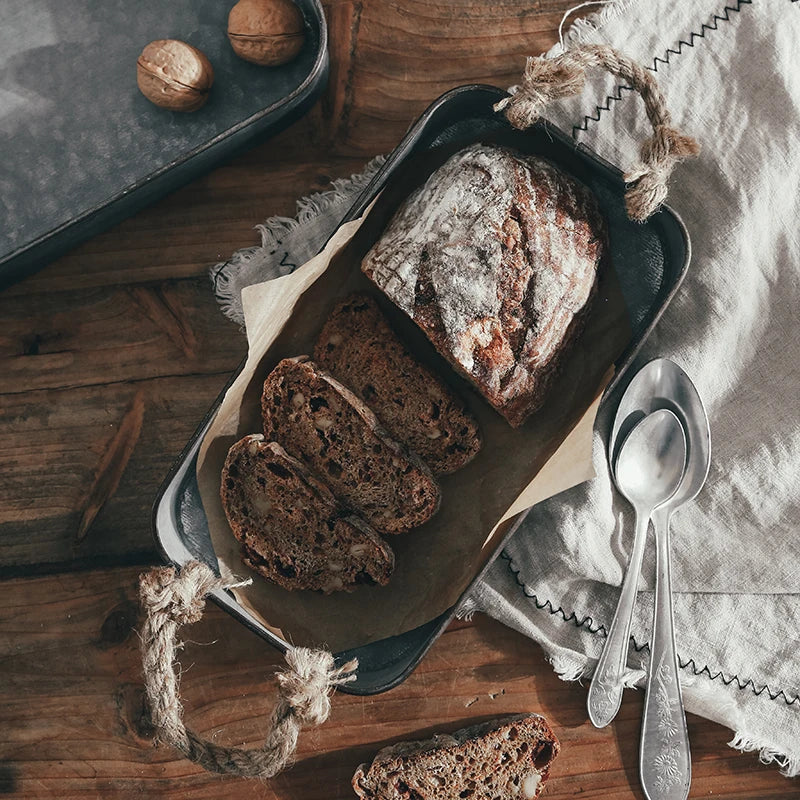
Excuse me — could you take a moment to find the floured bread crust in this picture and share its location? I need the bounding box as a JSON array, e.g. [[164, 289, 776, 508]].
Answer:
[[362, 144, 606, 426]]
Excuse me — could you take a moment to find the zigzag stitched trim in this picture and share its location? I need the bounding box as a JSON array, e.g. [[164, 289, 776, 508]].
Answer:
[[572, 0, 753, 136], [502, 552, 800, 707]]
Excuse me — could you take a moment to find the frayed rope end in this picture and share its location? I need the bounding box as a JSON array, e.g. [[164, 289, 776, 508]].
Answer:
[[624, 126, 700, 221], [494, 54, 587, 130], [278, 647, 358, 727]]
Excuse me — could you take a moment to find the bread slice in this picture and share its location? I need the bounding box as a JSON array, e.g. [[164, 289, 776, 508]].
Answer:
[[352, 714, 559, 800], [314, 294, 482, 474], [261, 357, 440, 535], [220, 435, 394, 593]]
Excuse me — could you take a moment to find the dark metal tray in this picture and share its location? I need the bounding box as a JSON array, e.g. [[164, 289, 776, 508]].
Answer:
[[0, 0, 328, 289], [152, 84, 690, 695]]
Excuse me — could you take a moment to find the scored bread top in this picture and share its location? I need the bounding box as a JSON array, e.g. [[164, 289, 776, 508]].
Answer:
[[314, 294, 482, 474], [352, 713, 560, 800], [361, 143, 605, 427], [220, 435, 394, 593], [261, 357, 441, 535]]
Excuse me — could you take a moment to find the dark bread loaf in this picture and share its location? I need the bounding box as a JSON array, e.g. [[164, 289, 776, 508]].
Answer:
[[261, 357, 440, 535], [361, 143, 606, 427], [314, 294, 482, 474], [221, 435, 394, 593], [352, 714, 560, 800]]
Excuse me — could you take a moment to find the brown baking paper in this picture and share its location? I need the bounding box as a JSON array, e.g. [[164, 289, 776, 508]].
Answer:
[[197, 150, 631, 652]]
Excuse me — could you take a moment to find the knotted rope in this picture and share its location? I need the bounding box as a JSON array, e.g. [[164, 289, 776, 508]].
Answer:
[[495, 44, 700, 221], [139, 560, 357, 777]]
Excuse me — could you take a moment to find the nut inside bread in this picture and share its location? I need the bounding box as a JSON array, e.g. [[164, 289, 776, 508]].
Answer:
[[261, 356, 441, 535], [352, 713, 560, 800], [314, 294, 482, 474], [221, 435, 394, 593]]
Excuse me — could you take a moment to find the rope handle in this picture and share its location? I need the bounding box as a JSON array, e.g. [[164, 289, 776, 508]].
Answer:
[[496, 43, 700, 221], [139, 560, 357, 778]]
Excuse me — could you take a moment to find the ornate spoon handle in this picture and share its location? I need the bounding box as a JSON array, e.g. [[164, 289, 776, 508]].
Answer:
[[640, 506, 691, 800], [588, 508, 649, 727]]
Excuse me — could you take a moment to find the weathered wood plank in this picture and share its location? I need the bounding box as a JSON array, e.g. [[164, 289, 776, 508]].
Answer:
[[329, 2, 571, 156], [320, 1, 363, 147], [0, 277, 244, 394], [0, 567, 793, 799], [0, 374, 233, 570]]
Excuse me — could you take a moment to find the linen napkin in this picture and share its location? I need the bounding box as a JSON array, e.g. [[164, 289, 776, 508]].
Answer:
[[211, 0, 800, 774]]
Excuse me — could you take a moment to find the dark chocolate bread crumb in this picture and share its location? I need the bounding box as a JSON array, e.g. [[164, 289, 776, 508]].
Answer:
[[221, 435, 394, 593], [261, 357, 441, 535], [352, 714, 560, 800], [314, 294, 482, 474]]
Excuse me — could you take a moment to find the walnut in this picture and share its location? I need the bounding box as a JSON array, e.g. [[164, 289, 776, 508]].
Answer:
[[227, 0, 306, 66], [137, 39, 214, 112]]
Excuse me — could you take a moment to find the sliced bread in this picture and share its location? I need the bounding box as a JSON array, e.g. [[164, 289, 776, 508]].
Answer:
[[220, 435, 394, 593], [261, 356, 440, 535], [314, 294, 482, 474], [352, 714, 560, 800]]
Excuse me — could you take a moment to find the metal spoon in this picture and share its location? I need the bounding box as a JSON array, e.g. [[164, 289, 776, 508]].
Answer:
[[627, 363, 709, 800], [603, 358, 710, 800], [587, 409, 686, 728]]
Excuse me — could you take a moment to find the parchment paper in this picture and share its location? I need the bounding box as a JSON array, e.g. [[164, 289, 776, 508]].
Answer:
[[196, 148, 631, 651]]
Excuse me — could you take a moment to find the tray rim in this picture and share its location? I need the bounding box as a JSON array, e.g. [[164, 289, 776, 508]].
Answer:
[[0, 0, 329, 289], [151, 82, 691, 695]]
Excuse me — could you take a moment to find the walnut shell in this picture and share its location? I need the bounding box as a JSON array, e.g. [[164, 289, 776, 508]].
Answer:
[[137, 39, 214, 112], [227, 0, 306, 66]]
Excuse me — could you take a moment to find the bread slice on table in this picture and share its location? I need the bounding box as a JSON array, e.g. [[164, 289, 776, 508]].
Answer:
[[352, 714, 560, 800], [261, 356, 440, 535], [362, 143, 606, 427], [314, 294, 482, 474], [220, 435, 394, 593]]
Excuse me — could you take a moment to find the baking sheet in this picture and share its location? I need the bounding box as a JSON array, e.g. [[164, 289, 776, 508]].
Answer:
[[196, 146, 631, 652], [0, 0, 326, 286]]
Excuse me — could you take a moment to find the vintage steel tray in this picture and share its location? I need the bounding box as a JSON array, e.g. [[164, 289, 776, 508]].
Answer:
[[0, 0, 327, 289], [152, 84, 690, 695]]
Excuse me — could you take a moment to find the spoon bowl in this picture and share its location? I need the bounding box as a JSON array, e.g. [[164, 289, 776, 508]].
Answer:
[[610, 358, 710, 509], [616, 409, 687, 511]]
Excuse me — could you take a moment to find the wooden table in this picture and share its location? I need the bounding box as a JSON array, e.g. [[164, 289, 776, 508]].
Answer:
[[1, 2, 796, 798]]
